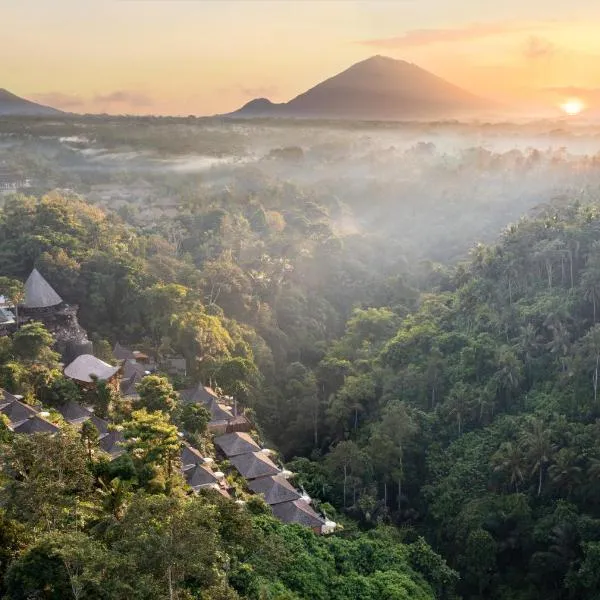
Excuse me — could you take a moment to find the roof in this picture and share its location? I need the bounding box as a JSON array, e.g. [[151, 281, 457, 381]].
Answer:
[[120, 372, 143, 398], [122, 359, 147, 379], [23, 268, 63, 309], [180, 384, 220, 404], [12, 415, 60, 435], [98, 430, 125, 457], [183, 464, 219, 490], [0, 398, 39, 425], [181, 443, 206, 468], [113, 342, 136, 361], [86, 414, 110, 435], [271, 499, 325, 529], [248, 475, 302, 505], [64, 354, 120, 383], [214, 432, 260, 457], [1, 389, 20, 403], [230, 451, 280, 480], [56, 400, 93, 424], [181, 384, 234, 423]]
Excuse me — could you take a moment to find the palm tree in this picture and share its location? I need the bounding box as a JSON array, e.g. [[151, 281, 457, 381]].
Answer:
[[493, 346, 523, 408], [492, 441, 526, 492], [521, 418, 554, 496], [446, 383, 474, 436], [98, 477, 131, 521], [548, 448, 582, 498]]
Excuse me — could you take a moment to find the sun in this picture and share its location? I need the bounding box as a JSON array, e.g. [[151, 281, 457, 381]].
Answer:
[[560, 98, 585, 116]]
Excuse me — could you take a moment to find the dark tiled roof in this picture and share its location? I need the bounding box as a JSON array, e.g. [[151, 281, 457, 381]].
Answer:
[[23, 268, 62, 308], [183, 464, 218, 490], [99, 430, 125, 457], [12, 415, 60, 435], [271, 499, 325, 529], [180, 384, 220, 404], [230, 451, 280, 480], [181, 443, 205, 468], [0, 398, 39, 425], [120, 372, 143, 398], [180, 385, 233, 422], [122, 359, 147, 379], [214, 432, 260, 457], [248, 475, 301, 505], [86, 414, 110, 435], [0, 389, 20, 403], [56, 400, 93, 424], [113, 342, 136, 361], [64, 354, 120, 383]]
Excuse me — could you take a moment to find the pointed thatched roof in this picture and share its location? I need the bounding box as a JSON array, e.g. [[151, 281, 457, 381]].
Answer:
[[230, 451, 280, 480], [23, 268, 62, 309], [271, 499, 325, 529], [214, 432, 260, 457], [64, 354, 120, 383], [248, 475, 301, 506]]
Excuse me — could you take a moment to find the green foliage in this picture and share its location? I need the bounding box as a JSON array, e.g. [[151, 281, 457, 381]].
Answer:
[[135, 375, 179, 414], [177, 402, 211, 435]]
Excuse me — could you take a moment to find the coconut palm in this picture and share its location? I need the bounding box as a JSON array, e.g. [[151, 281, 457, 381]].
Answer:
[[520, 418, 554, 496]]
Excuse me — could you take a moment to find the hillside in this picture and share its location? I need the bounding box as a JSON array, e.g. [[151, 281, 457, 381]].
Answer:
[[230, 55, 491, 120], [0, 88, 63, 117]]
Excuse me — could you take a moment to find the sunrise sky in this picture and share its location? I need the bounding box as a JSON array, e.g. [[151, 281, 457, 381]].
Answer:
[[2, 0, 600, 116]]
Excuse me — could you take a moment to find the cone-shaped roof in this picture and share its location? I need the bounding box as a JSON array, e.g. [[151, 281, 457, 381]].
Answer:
[[23, 269, 62, 308]]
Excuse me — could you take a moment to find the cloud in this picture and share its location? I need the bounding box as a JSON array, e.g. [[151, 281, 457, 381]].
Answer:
[[93, 90, 153, 106], [30, 92, 85, 109], [359, 22, 531, 49], [523, 36, 556, 60]]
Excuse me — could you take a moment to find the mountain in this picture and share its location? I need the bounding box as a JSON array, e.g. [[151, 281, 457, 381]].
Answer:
[[229, 55, 492, 120], [0, 88, 63, 116]]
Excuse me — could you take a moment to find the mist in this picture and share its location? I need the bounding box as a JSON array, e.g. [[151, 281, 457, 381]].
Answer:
[[2, 115, 600, 268]]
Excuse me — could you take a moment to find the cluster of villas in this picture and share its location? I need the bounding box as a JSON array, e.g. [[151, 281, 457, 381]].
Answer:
[[0, 268, 335, 534]]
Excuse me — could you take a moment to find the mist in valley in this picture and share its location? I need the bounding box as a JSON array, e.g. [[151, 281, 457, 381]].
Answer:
[[3, 116, 600, 268]]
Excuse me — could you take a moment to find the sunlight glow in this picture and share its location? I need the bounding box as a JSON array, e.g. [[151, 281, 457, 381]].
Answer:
[[561, 98, 585, 116]]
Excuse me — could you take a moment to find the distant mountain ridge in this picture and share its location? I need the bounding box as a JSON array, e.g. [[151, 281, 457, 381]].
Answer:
[[229, 55, 491, 120], [0, 89, 63, 116]]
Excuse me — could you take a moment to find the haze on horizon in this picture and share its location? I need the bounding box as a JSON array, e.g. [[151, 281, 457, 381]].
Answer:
[[2, 0, 600, 117]]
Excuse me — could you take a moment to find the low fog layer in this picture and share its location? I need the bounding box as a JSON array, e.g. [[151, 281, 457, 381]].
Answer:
[[2, 117, 600, 264]]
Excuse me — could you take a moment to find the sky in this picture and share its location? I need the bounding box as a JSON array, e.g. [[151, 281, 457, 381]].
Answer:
[[2, 0, 600, 116]]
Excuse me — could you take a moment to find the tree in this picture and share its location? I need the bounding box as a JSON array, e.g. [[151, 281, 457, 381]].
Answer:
[[178, 402, 211, 436], [80, 420, 100, 462], [369, 402, 417, 509], [325, 440, 369, 508], [548, 448, 582, 498], [492, 441, 526, 492], [84, 377, 118, 418], [12, 321, 58, 365], [1, 431, 94, 532], [123, 409, 180, 479], [521, 418, 554, 496], [135, 375, 179, 414]]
